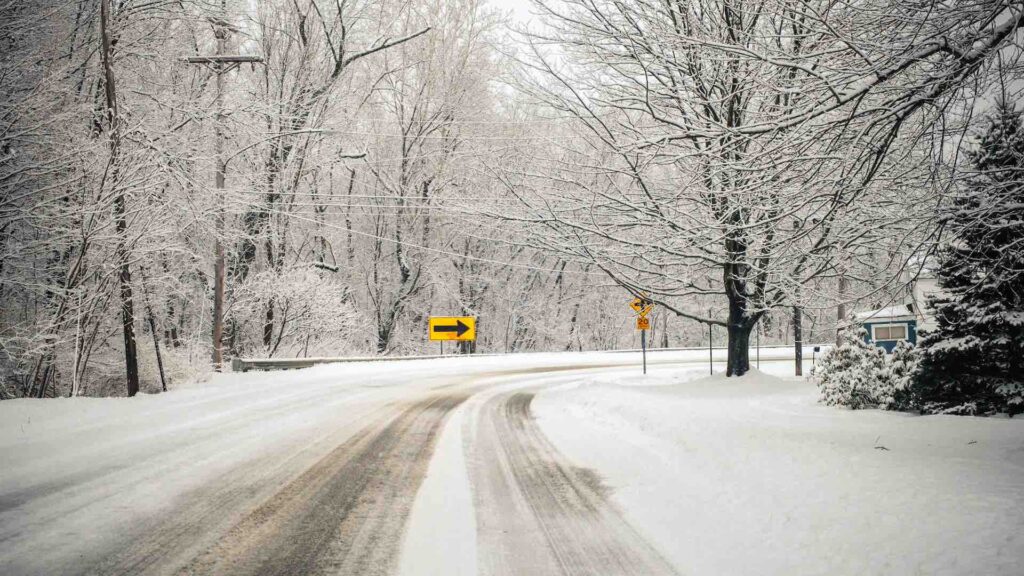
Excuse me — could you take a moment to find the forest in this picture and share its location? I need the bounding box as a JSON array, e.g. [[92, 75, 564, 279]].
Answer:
[[2, 0, 1022, 397]]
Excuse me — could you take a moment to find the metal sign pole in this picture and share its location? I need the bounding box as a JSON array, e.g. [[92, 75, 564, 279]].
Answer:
[[641, 329, 647, 375], [708, 308, 713, 375]]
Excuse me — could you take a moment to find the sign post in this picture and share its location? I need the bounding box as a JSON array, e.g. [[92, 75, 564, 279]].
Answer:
[[708, 308, 713, 375], [630, 296, 653, 375], [756, 322, 760, 369], [642, 330, 646, 374]]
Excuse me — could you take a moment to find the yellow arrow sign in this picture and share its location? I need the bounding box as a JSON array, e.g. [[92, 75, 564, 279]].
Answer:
[[429, 316, 477, 341]]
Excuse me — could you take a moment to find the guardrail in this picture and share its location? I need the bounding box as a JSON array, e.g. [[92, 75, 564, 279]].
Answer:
[[231, 343, 829, 372], [231, 353, 498, 372]]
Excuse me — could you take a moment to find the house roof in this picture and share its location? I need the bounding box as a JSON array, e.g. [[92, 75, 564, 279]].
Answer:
[[854, 304, 917, 322]]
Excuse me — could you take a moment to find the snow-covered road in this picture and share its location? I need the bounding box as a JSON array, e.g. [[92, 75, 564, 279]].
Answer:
[[1, 350, 1021, 575]]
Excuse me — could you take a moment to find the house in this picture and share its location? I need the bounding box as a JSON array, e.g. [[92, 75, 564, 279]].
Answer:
[[855, 305, 918, 353], [852, 258, 948, 352]]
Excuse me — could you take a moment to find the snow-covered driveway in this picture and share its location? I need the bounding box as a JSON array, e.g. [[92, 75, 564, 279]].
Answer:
[[1, 351, 1021, 575]]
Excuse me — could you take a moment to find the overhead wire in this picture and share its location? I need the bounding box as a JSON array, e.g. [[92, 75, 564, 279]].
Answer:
[[221, 202, 604, 277]]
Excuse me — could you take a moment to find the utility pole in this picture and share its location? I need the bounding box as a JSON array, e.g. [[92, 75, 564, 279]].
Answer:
[[187, 12, 261, 371], [793, 304, 803, 376], [756, 321, 760, 370], [793, 219, 803, 377], [708, 307, 713, 375], [836, 274, 849, 346]]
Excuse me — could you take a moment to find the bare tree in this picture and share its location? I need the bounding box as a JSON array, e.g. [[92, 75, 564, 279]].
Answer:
[[99, 0, 140, 396], [495, 0, 1022, 375]]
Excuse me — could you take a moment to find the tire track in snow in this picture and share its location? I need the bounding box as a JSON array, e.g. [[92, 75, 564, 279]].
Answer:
[[176, 390, 471, 576], [82, 401, 399, 576], [473, 389, 679, 576]]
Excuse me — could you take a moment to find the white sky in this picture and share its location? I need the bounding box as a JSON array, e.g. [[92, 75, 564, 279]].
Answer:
[[487, 0, 534, 22]]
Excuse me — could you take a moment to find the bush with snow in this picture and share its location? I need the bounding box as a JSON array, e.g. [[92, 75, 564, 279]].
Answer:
[[875, 339, 919, 411], [230, 268, 360, 357], [814, 328, 886, 409], [814, 328, 920, 410]]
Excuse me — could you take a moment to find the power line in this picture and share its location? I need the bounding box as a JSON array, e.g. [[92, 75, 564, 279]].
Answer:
[[317, 130, 590, 141], [243, 205, 604, 276], [330, 115, 598, 124], [224, 188, 515, 201]]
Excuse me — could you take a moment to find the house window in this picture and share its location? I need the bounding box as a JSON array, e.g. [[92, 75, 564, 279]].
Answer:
[[873, 324, 907, 341]]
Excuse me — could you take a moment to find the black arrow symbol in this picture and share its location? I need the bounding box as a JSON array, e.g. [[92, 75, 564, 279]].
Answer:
[[433, 319, 470, 337]]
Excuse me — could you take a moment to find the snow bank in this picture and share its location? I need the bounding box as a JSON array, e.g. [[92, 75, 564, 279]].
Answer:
[[534, 362, 1024, 576]]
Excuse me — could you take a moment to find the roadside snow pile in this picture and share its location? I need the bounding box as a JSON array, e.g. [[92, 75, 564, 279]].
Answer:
[[533, 365, 1024, 576]]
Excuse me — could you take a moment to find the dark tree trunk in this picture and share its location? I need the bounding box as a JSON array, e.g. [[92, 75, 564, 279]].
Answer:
[[376, 322, 392, 354], [166, 301, 180, 347], [117, 205, 140, 397], [724, 279, 761, 377], [726, 318, 752, 376], [723, 257, 755, 376], [263, 298, 274, 350], [140, 270, 166, 392], [32, 356, 54, 398], [100, 0, 139, 397], [147, 309, 166, 392]]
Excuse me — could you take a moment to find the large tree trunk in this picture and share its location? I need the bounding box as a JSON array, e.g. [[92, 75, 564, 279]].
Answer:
[[725, 304, 753, 377], [100, 0, 139, 396], [723, 225, 758, 377], [115, 196, 140, 397]]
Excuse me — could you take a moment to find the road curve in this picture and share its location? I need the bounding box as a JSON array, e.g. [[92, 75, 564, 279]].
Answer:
[[1, 361, 684, 576], [178, 391, 471, 576]]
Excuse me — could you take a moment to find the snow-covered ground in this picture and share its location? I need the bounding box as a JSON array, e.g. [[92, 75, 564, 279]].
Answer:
[[534, 362, 1024, 576], [0, 348, 767, 574], [2, 348, 1020, 575]]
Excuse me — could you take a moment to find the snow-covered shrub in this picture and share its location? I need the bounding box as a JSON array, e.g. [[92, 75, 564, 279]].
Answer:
[[230, 268, 360, 357], [874, 339, 920, 410], [815, 328, 922, 411], [814, 327, 887, 409]]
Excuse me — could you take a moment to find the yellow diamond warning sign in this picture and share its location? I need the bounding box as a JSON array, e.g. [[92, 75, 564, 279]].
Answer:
[[630, 296, 654, 316]]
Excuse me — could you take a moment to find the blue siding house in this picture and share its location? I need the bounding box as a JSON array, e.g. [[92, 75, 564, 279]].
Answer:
[[854, 305, 918, 353]]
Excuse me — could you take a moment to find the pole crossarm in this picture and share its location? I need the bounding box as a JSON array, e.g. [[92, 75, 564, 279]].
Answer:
[[186, 55, 263, 75], [185, 55, 263, 64]]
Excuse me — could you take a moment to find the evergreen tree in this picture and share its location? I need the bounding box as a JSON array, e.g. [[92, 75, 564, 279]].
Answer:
[[914, 101, 1024, 416]]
